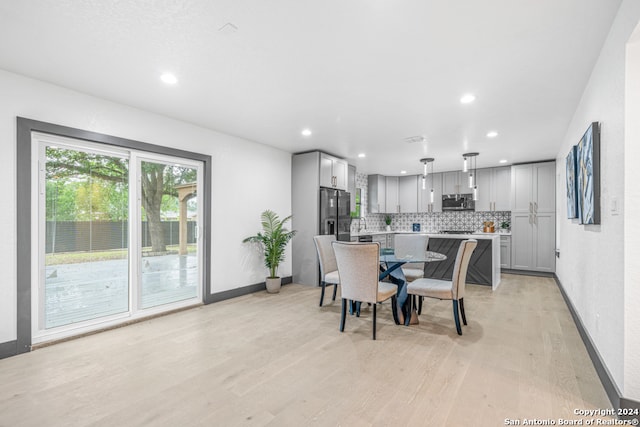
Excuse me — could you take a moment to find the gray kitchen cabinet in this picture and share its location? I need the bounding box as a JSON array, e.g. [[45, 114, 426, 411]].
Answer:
[[398, 175, 418, 213], [418, 172, 443, 212], [372, 233, 394, 249], [442, 171, 466, 194], [369, 175, 418, 213], [385, 176, 399, 213], [368, 174, 386, 213], [510, 161, 556, 272], [493, 166, 512, 210], [500, 235, 511, 269], [475, 166, 511, 211], [319, 152, 348, 190], [348, 164, 356, 216]]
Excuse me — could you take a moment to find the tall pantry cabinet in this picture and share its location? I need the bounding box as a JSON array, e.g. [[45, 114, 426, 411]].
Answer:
[[510, 161, 556, 272]]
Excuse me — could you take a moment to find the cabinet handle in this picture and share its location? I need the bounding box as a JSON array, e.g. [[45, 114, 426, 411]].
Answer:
[[529, 202, 533, 213], [534, 202, 538, 213]]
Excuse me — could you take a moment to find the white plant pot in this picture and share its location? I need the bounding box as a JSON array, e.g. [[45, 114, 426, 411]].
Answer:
[[385, 225, 391, 231], [265, 277, 281, 293]]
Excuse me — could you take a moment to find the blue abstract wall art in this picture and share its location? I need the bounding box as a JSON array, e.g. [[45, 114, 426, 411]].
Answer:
[[566, 145, 578, 219], [576, 122, 600, 225]]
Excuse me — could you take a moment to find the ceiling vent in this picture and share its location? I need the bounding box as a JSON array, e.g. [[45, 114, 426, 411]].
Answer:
[[404, 135, 425, 144], [218, 22, 239, 35]]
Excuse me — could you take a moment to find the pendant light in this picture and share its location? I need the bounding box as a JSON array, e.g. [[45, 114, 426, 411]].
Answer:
[[420, 157, 435, 204], [462, 152, 479, 200]]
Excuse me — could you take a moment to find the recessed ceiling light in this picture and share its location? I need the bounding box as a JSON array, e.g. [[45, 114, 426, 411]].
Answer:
[[400, 170, 407, 174], [487, 131, 499, 138], [499, 159, 508, 164], [160, 73, 178, 85], [301, 129, 312, 137], [358, 153, 366, 158], [460, 94, 476, 104]]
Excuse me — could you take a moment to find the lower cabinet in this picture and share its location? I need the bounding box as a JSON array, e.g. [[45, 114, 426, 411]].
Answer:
[[372, 233, 394, 249], [500, 235, 511, 269], [511, 212, 555, 272]]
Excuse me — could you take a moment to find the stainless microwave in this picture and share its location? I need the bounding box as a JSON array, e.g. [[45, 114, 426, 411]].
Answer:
[[442, 194, 475, 211]]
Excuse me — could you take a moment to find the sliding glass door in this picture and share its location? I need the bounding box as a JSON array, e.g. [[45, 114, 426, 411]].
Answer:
[[42, 145, 130, 329], [139, 158, 200, 309], [33, 134, 203, 343]]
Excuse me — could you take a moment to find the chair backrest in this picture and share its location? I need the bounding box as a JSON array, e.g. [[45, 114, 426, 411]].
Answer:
[[451, 239, 478, 299], [394, 234, 429, 260], [313, 235, 338, 279], [332, 241, 380, 303]]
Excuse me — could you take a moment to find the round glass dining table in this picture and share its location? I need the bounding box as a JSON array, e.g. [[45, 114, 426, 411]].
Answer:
[[379, 249, 447, 325]]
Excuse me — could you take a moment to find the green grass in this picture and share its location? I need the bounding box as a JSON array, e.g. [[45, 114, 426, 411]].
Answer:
[[46, 244, 197, 265]]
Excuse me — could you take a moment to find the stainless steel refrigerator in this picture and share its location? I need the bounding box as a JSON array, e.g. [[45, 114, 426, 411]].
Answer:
[[319, 188, 351, 241]]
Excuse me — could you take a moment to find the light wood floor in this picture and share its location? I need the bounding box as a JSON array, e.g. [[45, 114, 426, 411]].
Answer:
[[0, 274, 613, 426]]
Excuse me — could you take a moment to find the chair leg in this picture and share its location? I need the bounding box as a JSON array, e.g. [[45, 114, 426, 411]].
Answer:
[[356, 301, 361, 317], [418, 296, 423, 315], [391, 296, 399, 325], [452, 300, 462, 335], [372, 303, 377, 340], [340, 298, 347, 332], [319, 282, 326, 307], [459, 298, 467, 326], [332, 283, 338, 301]]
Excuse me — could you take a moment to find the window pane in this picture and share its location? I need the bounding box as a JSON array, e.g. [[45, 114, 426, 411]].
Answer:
[[45, 147, 129, 328], [140, 161, 198, 309]]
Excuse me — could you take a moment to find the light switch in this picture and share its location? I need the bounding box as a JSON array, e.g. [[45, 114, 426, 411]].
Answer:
[[611, 197, 619, 215]]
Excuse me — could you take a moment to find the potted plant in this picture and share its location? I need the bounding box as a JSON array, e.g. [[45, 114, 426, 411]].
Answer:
[[243, 210, 296, 293], [500, 221, 510, 233], [384, 215, 392, 231]]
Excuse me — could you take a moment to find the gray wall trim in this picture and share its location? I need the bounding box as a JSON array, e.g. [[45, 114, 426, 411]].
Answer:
[[16, 118, 33, 355], [503, 269, 554, 278], [553, 274, 625, 414], [0, 340, 17, 360], [620, 398, 640, 422], [210, 276, 293, 303], [16, 117, 212, 351]]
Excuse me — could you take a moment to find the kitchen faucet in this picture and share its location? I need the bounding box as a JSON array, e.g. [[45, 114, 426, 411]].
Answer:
[[359, 217, 367, 231]]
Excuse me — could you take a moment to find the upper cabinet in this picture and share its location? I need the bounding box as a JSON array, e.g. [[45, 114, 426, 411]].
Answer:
[[385, 176, 399, 212], [398, 175, 419, 213], [474, 166, 511, 211], [368, 174, 386, 213], [319, 152, 348, 190], [348, 164, 357, 216], [442, 171, 465, 194], [511, 162, 555, 213]]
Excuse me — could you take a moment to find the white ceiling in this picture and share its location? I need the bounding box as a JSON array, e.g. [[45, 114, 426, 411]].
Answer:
[[0, 1, 622, 175]]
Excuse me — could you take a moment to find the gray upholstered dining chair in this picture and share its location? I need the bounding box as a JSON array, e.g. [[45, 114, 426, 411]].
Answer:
[[406, 239, 477, 335], [313, 235, 340, 306], [332, 241, 398, 340], [394, 233, 429, 283]]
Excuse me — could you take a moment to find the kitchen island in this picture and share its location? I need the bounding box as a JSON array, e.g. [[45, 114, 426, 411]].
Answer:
[[352, 231, 501, 290]]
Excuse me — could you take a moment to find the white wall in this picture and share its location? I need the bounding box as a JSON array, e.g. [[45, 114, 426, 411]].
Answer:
[[0, 69, 292, 344], [624, 22, 640, 401], [556, 0, 640, 399]]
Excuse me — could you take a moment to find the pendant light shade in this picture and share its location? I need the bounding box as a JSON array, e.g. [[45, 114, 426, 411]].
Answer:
[[420, 158, 435, 206], [463, 157, 468, 173], [462, 152, 479, 194]]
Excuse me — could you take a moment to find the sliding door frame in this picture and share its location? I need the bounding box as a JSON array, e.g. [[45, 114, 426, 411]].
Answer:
[[16, 117, 212, 354]]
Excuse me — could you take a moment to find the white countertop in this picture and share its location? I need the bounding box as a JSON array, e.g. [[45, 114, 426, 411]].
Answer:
[[352, 230, 510, 238]]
